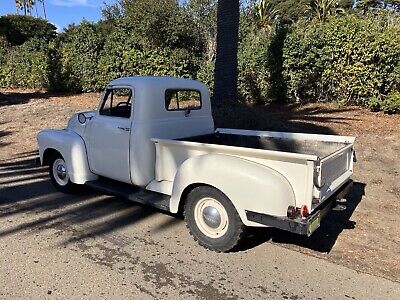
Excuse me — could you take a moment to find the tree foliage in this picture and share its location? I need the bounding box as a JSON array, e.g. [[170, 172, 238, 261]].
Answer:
[[0, 15, 56, 46], [310, 0, 345, 22], [283, 13, 400, 112], [268, 0, 310, 22], [0, 38, 58, 89], [58, 22, 104, 92]]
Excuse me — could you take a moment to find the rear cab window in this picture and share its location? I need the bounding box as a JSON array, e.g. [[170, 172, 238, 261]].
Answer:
[[165, 89, 202, 111]]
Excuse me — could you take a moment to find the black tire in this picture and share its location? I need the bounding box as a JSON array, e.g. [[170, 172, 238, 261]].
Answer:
[[184, 186, 246, 252], [48, 154, 76, 193]]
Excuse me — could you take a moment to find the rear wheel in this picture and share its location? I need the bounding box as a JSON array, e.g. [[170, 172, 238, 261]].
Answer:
[[49, 154, 76, 193], [184, 186, 246, 252]]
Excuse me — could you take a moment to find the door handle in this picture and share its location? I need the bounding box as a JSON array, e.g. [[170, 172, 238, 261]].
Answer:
[[118, 127, 130, 132]]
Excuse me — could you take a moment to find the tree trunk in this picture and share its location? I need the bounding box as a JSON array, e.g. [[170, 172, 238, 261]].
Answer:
[[41, 0, 47, 19], [35, 0, 39, 17], [213, 0, 240, 106]]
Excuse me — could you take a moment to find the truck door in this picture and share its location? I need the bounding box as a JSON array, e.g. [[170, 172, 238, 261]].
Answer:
[[86, 87, 133, 184]]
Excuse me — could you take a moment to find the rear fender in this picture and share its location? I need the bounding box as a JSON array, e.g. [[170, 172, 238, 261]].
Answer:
[[37, 129, 97, 184], [169, 154, 296, 226]]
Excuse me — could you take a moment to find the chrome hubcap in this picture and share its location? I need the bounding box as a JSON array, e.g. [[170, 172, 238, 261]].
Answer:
[[56, 165, 67, 180], [52, 158, 69, 186], [202, 206, 221, 228], [194, 197, 229, 238]]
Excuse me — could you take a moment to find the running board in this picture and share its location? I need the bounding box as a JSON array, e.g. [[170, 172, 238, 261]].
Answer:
[[85, 177, 171, 211]]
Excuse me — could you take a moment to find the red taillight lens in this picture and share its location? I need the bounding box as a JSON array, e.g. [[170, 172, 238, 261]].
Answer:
[[300, 205, 309, 218], [287, 206, 296, 219]]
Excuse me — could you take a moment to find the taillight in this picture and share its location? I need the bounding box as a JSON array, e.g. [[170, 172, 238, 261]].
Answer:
[[300, 205, 309, 218], [287, 206, 296, 219]]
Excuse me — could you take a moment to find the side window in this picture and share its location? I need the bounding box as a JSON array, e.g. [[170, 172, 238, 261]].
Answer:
[[165, 89, 201, 111], [100, 88, 132, 118]]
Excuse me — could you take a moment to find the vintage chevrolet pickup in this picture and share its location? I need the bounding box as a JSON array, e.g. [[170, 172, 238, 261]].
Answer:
[[37, 76, 355, 252]]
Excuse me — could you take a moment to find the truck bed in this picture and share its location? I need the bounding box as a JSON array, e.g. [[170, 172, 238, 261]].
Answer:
[[180, 132, 347, 159], [151, 129, 355, 212]]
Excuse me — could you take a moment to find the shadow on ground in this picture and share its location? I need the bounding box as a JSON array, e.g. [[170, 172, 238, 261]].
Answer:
[[213, 102, 359, 134], [0, 152, 166, 245], [0, 129, 12, 148], [0, 91, 79, 107], [0, 151, 365, 254], [239, 182, 365, 253]]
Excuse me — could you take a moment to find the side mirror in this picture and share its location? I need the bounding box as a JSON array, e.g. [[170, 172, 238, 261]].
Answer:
[[78, 113, 87, 124]]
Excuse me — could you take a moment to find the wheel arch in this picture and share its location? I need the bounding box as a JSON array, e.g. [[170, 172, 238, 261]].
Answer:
[[42, 148, 62, 165], [37, 129, 97, 184], [170, 154, 296, 226]]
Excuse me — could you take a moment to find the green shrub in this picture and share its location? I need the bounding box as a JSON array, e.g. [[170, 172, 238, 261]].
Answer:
[[196, 60, 215, 92], [0, 38, 58, 89], [121, 0, 204, 56], [59, 22, 104, 92], [283, 13, 400, 108], [238, 31, 270, 104], [382, 91, 400, 114], [95, 20, 139, 89], [121, 47, 194, 78], [96, 19, 198, 90], [0, 35, 9, 67], [365, 96, 382, 112]]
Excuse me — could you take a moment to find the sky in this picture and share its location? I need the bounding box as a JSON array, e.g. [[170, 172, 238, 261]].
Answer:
[[0, 0, 116, 32]]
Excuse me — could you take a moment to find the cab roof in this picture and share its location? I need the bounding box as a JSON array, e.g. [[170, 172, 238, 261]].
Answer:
[[107, 76, 207, 91]]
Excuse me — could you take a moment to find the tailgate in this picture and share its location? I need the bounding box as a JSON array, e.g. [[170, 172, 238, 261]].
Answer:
[[317, 143, 355, 202]]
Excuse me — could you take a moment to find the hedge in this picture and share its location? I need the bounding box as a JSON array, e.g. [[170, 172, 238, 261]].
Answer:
[[283, 13, 400, 112]]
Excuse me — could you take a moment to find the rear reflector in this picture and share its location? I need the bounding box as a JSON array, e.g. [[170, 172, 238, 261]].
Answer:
[[300, 205, 309, 218]]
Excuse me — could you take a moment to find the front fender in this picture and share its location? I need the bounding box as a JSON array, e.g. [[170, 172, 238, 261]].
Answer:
[[37, 129, 97, 184], [169, 154, 296, 226]]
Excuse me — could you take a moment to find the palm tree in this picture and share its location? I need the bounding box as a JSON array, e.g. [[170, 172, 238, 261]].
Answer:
[[15, 0, 21, 14], [310, 0, 344, 22], [34, 0, 39, 17], [213, 0, 240, 105], [39, 0, 47, 19], [256, 0, 279, 33], [15, 0, 31, 16], [15, 0, 46, 19]]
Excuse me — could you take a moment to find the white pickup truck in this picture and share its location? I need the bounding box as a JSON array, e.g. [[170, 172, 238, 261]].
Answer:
[[37, 76, 355, 252]]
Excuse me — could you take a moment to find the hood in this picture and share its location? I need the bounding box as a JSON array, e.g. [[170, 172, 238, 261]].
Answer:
[[67, 111, 96, 137]]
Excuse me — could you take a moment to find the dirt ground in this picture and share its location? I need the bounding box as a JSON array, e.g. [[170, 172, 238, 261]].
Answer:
[[1, 89, 399, 283]]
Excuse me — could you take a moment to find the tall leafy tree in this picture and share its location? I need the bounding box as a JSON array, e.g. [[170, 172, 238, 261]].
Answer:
[[187, 0, 217, 61], [0, 15, 56, 45], [213, 0, 240, 104]]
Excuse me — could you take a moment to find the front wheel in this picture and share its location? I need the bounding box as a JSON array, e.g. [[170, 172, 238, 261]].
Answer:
[[184, 186, 246, 252], [49, 155, 76, 193]]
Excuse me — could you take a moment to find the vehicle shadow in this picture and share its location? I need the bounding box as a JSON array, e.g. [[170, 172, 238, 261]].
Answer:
[[0, 121, 12, 149], [213, 102, 359, 135], [0, 153, 160, 244], [238, 182, 366, 253], [1, 152, 366, 254]]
